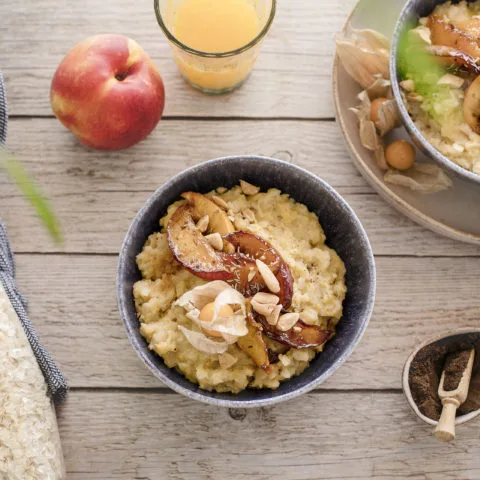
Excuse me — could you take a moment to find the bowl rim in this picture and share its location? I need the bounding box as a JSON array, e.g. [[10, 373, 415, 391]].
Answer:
[[389, 0, 480, 185], [116, 155, 376, 407], [402, 327, 480, 426]]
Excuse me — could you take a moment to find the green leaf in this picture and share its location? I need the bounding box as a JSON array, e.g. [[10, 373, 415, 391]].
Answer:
[[0, 148, 63, 244], [398, 28, 444, 92]]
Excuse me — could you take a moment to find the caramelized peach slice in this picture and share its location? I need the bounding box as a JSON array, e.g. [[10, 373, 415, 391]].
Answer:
[[224, 232, 293, 307], [167, 205, 232, 280], [426, 45, 480, 74], [237, 309, 271, 373], [276, 263, 294, 309], [181, 191, 235, 235], [464, 75, 480, 134], [428, 15, 480, 61], [225, 231, 282, 273], [255, 311, 333, 349], [221, 252, 259, 296]]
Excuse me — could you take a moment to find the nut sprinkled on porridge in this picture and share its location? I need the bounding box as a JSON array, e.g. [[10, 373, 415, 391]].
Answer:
[[256, 259, 280, 293], [196, 215, 210, 233], [211, 195, 229, 210], [240, 180, 260, 195]]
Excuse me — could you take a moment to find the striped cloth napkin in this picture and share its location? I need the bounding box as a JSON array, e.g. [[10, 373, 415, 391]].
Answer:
[[0, 72, 68, 402], [0, 73, 7, 144]]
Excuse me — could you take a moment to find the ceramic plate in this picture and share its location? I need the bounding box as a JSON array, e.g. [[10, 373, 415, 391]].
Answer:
[[333, 0, 480, 245]]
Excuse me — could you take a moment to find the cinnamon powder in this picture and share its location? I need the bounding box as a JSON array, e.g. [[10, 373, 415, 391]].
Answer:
[[408, 333, 480, 421]]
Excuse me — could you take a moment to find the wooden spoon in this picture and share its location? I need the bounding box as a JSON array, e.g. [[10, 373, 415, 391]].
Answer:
[[434, 349, 475, 442]]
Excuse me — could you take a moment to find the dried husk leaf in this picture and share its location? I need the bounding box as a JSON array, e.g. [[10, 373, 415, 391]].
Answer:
[[384, 163, 453, 194], [176, 281, 248, 339], [178, 326, 229, 354], [365, 77, 392, 100], [377, 99, 402, 136], [351, 89, 398, 170], [356, 28, 391, 51], [176, 280, 231, 311], [335, 28, 390, 89], [375, 145, 389, 170], [359, 118, 380, 151], [350, 107, 388, 170]]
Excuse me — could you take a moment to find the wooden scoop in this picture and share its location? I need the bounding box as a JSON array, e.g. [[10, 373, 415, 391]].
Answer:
[[434, 349, 475, 442]]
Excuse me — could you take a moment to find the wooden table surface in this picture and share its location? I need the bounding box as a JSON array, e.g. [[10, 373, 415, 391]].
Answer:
[[2, 0, 480, 478]]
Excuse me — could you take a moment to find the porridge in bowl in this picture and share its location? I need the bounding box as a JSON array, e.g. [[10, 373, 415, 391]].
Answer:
[[401, 0, 480, 175], [133, 181, 346, 394]]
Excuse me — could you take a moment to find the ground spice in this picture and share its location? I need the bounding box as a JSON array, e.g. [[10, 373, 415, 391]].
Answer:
[[443, 349, 472, 392], [408, 333, 480, 421]]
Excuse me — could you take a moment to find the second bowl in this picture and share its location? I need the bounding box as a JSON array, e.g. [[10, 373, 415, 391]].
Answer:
[[390, 0, 480, 185]]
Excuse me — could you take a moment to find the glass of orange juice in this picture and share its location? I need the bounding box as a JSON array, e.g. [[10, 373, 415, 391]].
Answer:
[[154, 0, 276, 94]]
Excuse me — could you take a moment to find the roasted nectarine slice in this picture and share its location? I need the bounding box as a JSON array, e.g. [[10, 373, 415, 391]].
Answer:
[[237, 309, 271, 373], [221, 252, 259, 296], [167, 205, 232, 280], [427, 15, 480, 62], [276, 263, 294, 309], [224, 231, 281, 273], [181, 191, 235, 235], [255, 312, 332, 349], [223, 232, 293, 307]]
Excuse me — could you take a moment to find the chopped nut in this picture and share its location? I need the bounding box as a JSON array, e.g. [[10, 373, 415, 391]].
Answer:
[[247, 268, 256, 282], [277, 312, 300, 332], [256, 259, 280, 293], [216, 187, 227, 194], [196, 215, 209, 233], [407, 93, 423, 102], [293, 326, 302, 333], [211, 195, 229, 210], [252, 292, 280, 305], [223, 241, 235, 254], [251, 299, 276, 317], [205, 233, 223, 251], [437, 73, 464, 88], [240, 180, 260, 195], [242, 209, 255, 222], [266, 304, 282, 326], [399, 79, 415, 92], [218, 352, 238, 369]]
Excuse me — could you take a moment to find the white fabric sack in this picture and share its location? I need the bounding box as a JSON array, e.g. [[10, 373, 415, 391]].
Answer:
[[0, 284, 66, 480]]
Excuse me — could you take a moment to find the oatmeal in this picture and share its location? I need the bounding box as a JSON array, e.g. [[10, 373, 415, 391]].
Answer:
[[133, 184, 346, 393]]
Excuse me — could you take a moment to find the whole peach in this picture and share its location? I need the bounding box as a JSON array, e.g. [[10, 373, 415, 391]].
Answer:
[[50, 34, 165, 150]]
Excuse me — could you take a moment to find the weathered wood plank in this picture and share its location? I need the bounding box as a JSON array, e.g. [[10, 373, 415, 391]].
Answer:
[[0, 0, 356, 117], [59, 390, 480, 480], [3, 118, 480, 256], [15, 254, 480, 390]]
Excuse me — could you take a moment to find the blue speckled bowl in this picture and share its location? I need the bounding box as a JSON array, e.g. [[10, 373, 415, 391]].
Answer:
[[117, 156, 376, 407], [390, 0, 480, 185]]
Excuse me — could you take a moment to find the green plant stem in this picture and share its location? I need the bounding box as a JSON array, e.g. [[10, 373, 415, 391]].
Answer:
[[0, 148, 62, 244]]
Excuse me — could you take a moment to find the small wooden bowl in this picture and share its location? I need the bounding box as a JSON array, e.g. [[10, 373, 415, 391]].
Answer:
[[403, 328, 480, 426]]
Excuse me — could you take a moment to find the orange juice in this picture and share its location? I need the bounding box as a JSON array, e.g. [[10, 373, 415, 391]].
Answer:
[[174, 0, 259, 53], [171, 0, 263, 92]]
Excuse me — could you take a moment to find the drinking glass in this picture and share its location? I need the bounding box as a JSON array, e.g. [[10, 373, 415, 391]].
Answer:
[[154, 0, 276, 94]]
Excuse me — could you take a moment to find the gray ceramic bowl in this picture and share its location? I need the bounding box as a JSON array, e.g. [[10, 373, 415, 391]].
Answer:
[[390, 0, 480, 185], [117, 156, 376, 407]]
